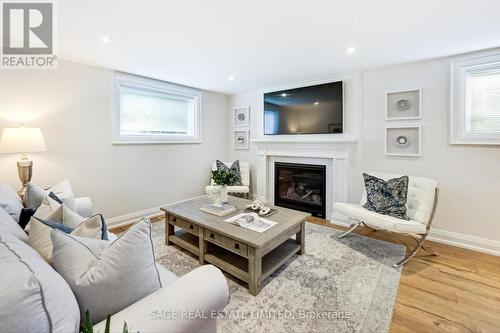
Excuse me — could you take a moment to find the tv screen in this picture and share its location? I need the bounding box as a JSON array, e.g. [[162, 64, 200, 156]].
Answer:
[[263, 81, 343, 135]]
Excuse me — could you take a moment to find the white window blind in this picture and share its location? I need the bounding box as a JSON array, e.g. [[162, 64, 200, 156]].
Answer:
[[450, 53, 500, 145], [469, 72, 500, 132], [113, 73, 201, 144], [120, 86, 193, 136]]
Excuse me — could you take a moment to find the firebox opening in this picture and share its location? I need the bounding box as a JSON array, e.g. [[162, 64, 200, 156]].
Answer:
[[274, 162, 326, 218]]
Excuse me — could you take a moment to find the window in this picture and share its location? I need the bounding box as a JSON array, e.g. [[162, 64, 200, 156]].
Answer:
[[450, 54, 500, 145], [113, 73, 201, 144]]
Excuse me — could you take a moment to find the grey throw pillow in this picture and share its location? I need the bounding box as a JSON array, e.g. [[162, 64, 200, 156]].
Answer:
[[51, 218, 162, 323], [216, 160, 243, 185], [362, 173, 409, 220]]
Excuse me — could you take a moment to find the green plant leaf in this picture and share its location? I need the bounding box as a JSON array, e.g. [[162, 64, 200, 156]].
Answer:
[[122, 321, 129, 333], [104, 315, 111, 333], [82, 310, 93, 333]]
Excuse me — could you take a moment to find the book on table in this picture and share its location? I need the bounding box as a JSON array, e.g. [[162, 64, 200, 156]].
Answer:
[[224, 212, 277, 233], [201, 203, 237, 216]]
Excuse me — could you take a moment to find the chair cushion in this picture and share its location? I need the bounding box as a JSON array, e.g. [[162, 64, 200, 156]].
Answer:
[[205, 185, 249, 194], [51, 218, 162, 324], [0, 233, 80, 333], [334, 202, 427, 234], [361, 172, 437, 225]]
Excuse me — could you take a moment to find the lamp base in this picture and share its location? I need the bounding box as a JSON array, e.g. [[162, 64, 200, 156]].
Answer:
[[17, 159, 33, 199]]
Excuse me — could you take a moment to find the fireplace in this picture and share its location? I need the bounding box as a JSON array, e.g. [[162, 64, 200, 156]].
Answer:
[[274, 162, 326, 218]]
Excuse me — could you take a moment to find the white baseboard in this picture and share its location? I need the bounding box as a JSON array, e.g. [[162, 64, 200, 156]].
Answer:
[[329, 212, 351, 227], [107, 207, 163, 229], [107, 195, 205, 229], [107, 200, 500, 257], [327, 212, 500, 257], [428, 228, 500, 257]]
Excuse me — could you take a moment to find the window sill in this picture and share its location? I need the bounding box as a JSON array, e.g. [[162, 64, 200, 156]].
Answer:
[[112, 136, 202, 145]]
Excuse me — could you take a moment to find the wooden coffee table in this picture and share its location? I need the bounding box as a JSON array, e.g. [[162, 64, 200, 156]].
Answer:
[[161, 196, 310, 295]]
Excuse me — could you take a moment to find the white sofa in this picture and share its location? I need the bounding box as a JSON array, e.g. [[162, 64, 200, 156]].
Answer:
[[0, 186, 230, 333]]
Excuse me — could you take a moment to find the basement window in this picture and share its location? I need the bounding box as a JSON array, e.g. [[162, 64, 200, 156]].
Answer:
[[113, 73, 201, 144], [450, 54, 500, 145]]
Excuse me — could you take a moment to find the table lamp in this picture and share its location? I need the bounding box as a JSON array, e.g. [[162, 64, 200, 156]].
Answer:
[[0, 127, 47, 198]]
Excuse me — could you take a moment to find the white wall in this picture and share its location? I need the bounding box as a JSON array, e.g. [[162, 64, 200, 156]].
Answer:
[[227, 73, 364, 202], [362, 50, 500, 251], [228, 50, 500, 254], [0, 60, 229, 221]]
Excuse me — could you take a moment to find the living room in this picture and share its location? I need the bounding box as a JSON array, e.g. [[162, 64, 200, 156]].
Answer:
[[0, 1, 499, 332]]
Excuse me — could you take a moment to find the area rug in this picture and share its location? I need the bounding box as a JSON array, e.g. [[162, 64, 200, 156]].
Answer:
[[153, 222, 404, 333]]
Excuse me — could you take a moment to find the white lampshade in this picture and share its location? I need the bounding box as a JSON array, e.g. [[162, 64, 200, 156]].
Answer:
[[0, 127, 47, 154]]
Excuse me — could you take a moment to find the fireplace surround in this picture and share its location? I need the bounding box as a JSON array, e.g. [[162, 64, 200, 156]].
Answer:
[[252, 138, 357, 224], [274, 162, 326, 217]]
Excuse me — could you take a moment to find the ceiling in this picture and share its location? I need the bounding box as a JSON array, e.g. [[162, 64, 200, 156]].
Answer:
[[59, 0, 500, 94]]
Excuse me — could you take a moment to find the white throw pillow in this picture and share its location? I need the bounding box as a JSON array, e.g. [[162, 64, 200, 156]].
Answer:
[[28, 206, 107, 263], [51, 218, 162, 323], [23, 179, 77, 212]]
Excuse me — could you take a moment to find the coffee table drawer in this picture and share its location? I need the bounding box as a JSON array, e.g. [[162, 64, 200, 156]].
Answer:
[[205, 229, 248, 257], [169, 215, 199, 235]]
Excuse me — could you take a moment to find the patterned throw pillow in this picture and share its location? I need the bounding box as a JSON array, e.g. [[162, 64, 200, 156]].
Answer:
[[216, 160, 243, 185], [362, 173, 409, 220]]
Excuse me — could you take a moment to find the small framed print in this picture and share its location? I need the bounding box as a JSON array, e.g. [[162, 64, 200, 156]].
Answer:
[[385, 125, 422, 157], [233, 107, 250, 127], [386, 89, 422, 120], [234, 130, 249, 150]]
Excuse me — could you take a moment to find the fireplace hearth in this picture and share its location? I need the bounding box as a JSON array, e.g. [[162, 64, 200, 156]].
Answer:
[[274, 162, 326, 218]]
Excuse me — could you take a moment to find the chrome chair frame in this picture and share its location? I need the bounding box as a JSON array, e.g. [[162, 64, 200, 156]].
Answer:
[[338, 188, 439, 268]]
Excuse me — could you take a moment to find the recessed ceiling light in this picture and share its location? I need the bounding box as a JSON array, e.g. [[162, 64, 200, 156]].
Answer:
[[228, 76, 235, 81], [314, 101, 319, 105], [280, 93, 289, 97], [346, 46, 356, 54], [101, 35, 111, 44]]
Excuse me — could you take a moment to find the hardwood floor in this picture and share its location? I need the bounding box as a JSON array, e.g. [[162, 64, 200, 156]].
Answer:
[[308, 217, 500, 333], [111, 216, 500, 332]]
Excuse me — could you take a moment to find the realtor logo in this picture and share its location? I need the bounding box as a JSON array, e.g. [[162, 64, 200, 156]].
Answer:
[[1, 1, 57, 68]]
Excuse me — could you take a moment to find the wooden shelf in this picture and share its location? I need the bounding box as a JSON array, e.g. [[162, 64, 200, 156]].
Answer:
[[168, 230, 199, 256], [204, 243, 249, 283], [203, 238, 300, 284], [262, 239, 300, 281]]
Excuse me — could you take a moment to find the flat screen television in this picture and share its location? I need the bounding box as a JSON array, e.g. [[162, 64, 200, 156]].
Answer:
[[263, 81, 343, 135]]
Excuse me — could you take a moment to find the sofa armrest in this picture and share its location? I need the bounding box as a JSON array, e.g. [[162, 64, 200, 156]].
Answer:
[[93, 265, 229, 333], [74, 197, 93, 217]]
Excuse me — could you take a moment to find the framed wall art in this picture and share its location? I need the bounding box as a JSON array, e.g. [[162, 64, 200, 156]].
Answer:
[[233, 107, 250, 127], [385, 125, 422, 157], [386, 89, 422, 120], [234, 129, 249, 150]]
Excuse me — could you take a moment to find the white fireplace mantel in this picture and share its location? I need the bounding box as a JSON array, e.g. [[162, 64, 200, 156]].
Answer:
[[252, 138, 357, 222]]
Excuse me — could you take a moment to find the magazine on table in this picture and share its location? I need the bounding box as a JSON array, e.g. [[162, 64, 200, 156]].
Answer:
[[224, 213, 277, 233]]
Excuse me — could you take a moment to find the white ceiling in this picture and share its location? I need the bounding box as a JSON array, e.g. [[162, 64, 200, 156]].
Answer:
[[59, 0, 500, 94]]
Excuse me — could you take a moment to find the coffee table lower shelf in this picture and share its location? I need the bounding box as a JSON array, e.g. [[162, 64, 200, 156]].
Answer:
[[168, 229, 301, 290]]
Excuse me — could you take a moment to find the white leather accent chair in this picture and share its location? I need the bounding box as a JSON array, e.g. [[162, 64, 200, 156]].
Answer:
[[333, 172, 439, 268], [205, 161, 250, 198]]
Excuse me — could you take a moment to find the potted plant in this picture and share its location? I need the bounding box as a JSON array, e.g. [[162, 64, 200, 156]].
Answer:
[[207, 169, 237, 206]]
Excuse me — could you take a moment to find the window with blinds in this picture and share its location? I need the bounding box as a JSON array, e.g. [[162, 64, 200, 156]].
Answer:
[[112, 73, 201, 144], [469, 71, 500, 132], [450, 54, 500, 145]]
